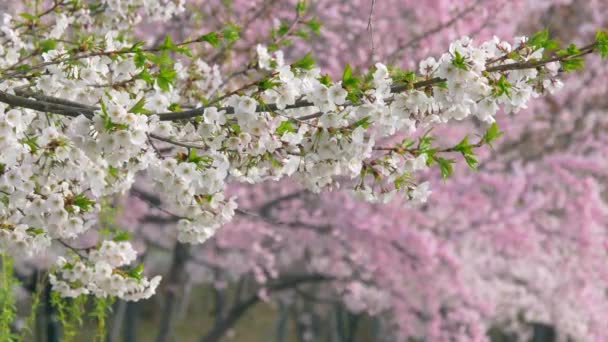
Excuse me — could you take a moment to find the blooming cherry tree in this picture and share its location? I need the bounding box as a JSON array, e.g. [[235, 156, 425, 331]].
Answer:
[[0, 0, 607, 340]]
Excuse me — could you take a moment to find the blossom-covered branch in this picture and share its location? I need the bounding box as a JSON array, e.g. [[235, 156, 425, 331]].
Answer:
[[0, 0, 607, 308]]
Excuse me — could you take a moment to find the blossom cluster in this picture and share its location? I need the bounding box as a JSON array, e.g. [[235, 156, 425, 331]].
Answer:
[[0, 0, 604, 304], [50, 241, 161, 301]]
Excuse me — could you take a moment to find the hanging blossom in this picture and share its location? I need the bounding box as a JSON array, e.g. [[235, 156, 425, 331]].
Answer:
[[0, 1, 606, 301]]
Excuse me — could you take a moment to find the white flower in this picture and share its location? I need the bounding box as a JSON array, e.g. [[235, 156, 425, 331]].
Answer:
[[410, 181, 431, 204], [236, 96, 257, 114], [543, 78, 563, 94], [329, 83, 347, 105], [419, 57, 438, 75]]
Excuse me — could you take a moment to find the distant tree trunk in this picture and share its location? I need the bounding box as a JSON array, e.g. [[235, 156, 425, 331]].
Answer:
[[45, 283, 60, 342], [200, 274, 327, 342], [274, 303, 288, 342], [155, 242, 190, 342], [108, 300, 126, 342], [124, 302, 139, 342]]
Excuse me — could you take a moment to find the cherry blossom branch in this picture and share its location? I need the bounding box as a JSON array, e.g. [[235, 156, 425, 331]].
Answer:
[[0, 41, 596, 124], [0, 36, 211, 82]]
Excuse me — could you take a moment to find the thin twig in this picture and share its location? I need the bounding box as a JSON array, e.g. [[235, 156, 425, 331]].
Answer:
[[367, 0, 377, 62]]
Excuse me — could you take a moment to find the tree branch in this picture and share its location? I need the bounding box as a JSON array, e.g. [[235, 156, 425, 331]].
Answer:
[[0, 43, 597, 125], [199, 274, 330, 342]]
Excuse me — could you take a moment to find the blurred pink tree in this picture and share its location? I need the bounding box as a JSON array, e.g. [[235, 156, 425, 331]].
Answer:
[[106, 1, 608, 341]]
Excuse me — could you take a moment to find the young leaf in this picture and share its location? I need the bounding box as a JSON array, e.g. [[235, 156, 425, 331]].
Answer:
[[296, 1, 307, 16], [276, 120, 297, 135], [560, 57, 584, 72], [258, 78, 279, 91], [596, 29, 608, 59], [351, 116, 371, 129], [39, 39, 57, 53], [222, 23, 240, 44], [482, 122, 504, 145], [318, 73, 331, 86], [292, 52, 315, 70], [452, 136, 472, 154], [73, 193, 95, 212], [126, 263, 144, 280], [306, 17, 322, 35], [157, 67, 177, 92], [451, 50, 468, 70], [200, 32, 220, 47], [492, 75, 512, 97], [113, 231, 131, 242], [528, 29, 558, 50], [128, 97, 150, 114], [342, 64, 359, 89], [434, 157, 455, 180], [464, 155, 478, 171]]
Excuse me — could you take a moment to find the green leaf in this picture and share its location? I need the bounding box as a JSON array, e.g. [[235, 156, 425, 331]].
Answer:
[[134, 52, 146, 68], [342, 64, 353, 84], [452, 136, 472, 154], [20, 135, 39, 153], [108, 165, 119, 178], [391, 67, 416, 84], [351, 116, 371, 129], [187, 149, 213, 166], [138, 69, 154, 84], [436, 80, 448, 89], [19, 13, 37, 21], [146, 50, 173, 67], [160, 34, 175, 50], [16, 64, 31, 73], [113, 231, 131, 242], [230, 123, 241, 134], [557, 43, 580, 56], [39, 39, 57, 53], [417, 130, 434, 152], [159, 34, 192, 56], [26, 227, 44, 235], [296, 0, 307, 16], [560, 57, 584, 72], [464, 154, 478, 171], [73, 193, 95, 212], [258, 78, 279, 91], [528, 29, 558, 50], [130, 41, 145, 52], [596, 29, 608, 59], [341, 63, 360, 94], [168, 103, 182, 112], [451, 50, 468, 70], [295, 29, 309, 39], [435, 157, 455, 180], [126, 263, 144, 280], [394, 172, 412, 190], [492, 75, 512, 97], [482, 122, 504, 145], [305, 17, 322, 35], [222, 23, 240, 44], [128, 97, 150, 114], [400, 138, 415, 149], [157, 66, 177, 91], [277, 22, 290, 36], [318, 73, 331, 86], [292, 52, 315, 70], [276, 120, 297, 135], [200, 32, 220, 47]]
